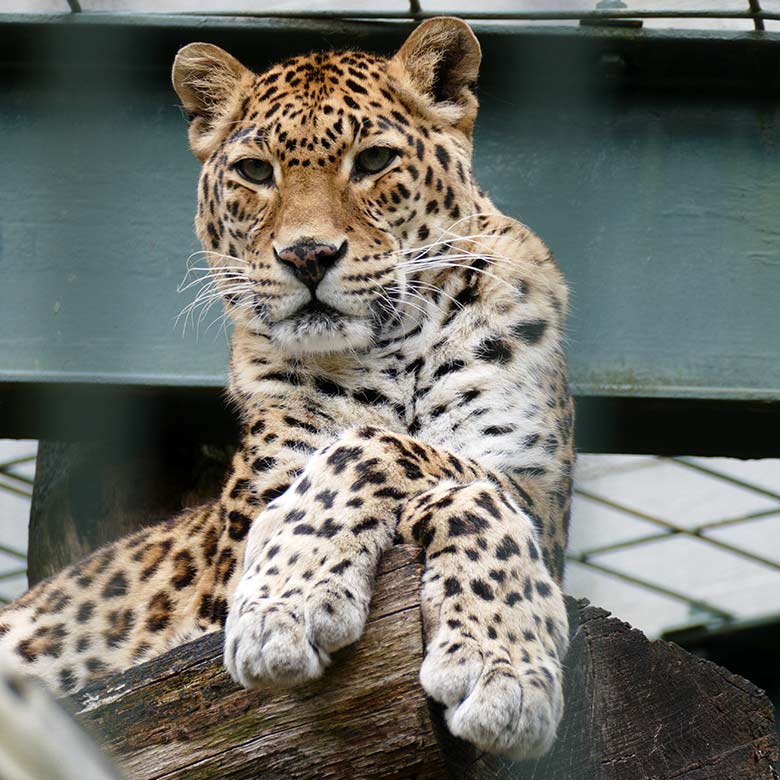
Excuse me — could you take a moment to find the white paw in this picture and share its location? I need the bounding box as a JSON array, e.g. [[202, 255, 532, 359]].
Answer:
[[223, 577, 369, 690], [224, 596, 327, 689], [421, 640, 563, 760], [305, 586, 367, 653]]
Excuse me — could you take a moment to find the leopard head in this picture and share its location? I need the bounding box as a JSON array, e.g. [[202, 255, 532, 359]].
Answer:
[[173, 17, 484, 354]]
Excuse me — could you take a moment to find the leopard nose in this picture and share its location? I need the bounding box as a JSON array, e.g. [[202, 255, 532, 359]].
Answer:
[[274, 239, 347, 289]]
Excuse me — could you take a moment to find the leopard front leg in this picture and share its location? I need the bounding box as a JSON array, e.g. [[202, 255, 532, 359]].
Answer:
[[224, 427, 567, 761], [397, 481, 569, 759], [224, 426, 475, 688]]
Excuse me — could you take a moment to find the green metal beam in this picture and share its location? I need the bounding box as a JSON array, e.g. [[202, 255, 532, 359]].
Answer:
[[0, 16, 778, 449]]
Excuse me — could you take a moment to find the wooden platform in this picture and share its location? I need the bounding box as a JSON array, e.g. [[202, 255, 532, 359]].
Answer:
[[69, 546, 778, 780]]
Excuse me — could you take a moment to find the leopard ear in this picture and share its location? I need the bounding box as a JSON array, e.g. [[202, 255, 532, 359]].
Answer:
[[388, 17, 481, 135], [172, 43, 252, 161]]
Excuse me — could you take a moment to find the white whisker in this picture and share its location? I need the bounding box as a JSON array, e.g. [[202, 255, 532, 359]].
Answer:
[[408, 279, 464, 311], [187, 249, 250, 265], [398, 258, 515, 292]]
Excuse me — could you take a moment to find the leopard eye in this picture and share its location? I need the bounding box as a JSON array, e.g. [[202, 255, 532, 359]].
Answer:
[[354, 146, 396, 176], [234, 158, 274, 185]]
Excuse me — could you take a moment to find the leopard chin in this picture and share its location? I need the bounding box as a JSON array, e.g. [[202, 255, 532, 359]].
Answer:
[[270, 305, 375, 354]]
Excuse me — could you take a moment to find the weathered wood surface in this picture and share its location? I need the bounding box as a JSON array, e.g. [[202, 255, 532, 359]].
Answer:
[[70, 546, 445, 780], [521, 604, 778, 780], [68, 545, 778, 780]]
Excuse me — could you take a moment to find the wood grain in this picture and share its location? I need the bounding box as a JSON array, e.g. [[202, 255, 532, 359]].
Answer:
[[71, 546, 447, 780], [69, 548, 778, 780]]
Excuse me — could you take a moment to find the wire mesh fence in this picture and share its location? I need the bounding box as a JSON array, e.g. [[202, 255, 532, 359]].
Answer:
[[1, 442, 778, 638], [566, 455, 780, 636], [0, 444, 35, 605]]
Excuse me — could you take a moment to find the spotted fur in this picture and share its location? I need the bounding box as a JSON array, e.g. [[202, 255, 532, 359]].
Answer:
[[0, 18, 574, 760]]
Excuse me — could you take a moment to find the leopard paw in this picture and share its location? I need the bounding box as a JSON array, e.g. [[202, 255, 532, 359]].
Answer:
[[224, 570, 370, 689], [224, 594, 325, 688], [421, 635, 563, 759]]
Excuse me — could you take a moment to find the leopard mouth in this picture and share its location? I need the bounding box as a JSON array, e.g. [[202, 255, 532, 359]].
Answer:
[[269, 297, 373, 353], [292, 299, 345, 324]]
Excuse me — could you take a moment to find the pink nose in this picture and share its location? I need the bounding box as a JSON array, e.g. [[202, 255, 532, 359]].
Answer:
[[274, 239, 347, 289]]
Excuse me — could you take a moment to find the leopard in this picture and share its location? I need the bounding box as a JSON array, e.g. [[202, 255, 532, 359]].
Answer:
[[0, 17, 574, 761]]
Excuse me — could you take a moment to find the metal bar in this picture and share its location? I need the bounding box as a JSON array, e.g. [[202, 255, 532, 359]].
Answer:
[[0, 475, 32, 500], [161, 9, 780, 22], [578, 530, 678, 557], [0, 568, 27, 582], [575, 487, 682, 533], [579, 506, 780, 558], [0, 454, 36, 472], [583, 529, 780, 571], [748, 0, 766, 31], [575, 488, 780, 571], [567, 556, 735, 621], [0, 543, 26, 561], [578, 509, 780, 558], [694, 507, 780, 532], [673, 457, 780, 503], [66, 0, 82, 11], [0, 468, 34, 488]]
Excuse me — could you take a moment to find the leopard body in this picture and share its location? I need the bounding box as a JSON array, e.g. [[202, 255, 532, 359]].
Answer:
[[0, 18, 574, 759]]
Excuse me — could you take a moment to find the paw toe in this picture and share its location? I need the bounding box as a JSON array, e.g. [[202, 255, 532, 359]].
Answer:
[[420, 642, 484, 708], [447, 670, 561, 760], [258, 629, 326, 686], [223, 599, 327, 689], [508, 678, 561, 759], [447, 674, 525, 756], [421, 630, 564, 761], [306, 590, 367, 653]]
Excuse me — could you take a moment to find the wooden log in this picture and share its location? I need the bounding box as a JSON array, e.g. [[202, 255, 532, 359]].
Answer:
[[69, 546, 778, 780], [70, 546, 443, 780]]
